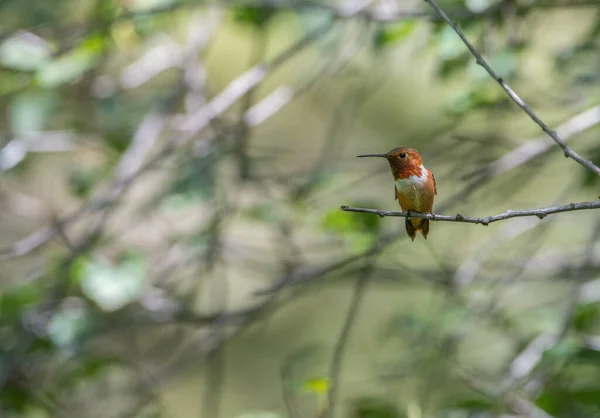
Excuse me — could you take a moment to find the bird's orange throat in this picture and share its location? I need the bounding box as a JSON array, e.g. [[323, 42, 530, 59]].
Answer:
[[390, 160, 424, 180]]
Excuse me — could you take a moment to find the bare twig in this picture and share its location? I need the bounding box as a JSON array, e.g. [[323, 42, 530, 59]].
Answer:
[[424, 0, 600, 177], [340, 200, 600, 225], [0, 8, 344, 261], [466, 105, 600, 181], [326, 256, 375, 418]]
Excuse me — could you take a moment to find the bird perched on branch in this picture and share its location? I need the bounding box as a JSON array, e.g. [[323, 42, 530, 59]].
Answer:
[[357, 147, 436, 241]]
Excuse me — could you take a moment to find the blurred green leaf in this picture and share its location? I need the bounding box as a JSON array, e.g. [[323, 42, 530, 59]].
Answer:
[[322, 203, 380, 254], [168, 153, 217, 206], [36, 33, 106, 87], [438, 55, 470, 78], [348, 233, 376, 254], [450, 397, 496, 412], [103, 131, 131, 154], [0, 72, 31, 96], [234, 6, 275, 28], [537, 387, 600, 416], [468, 50, 517, 81], [322, 209, 359, 234], [449, 85, 504, 116], [573, 303, 600, 333], [295, 8, 337, 52], [80, 254, 147, 312], [573, 347, 600, 364], [0, 283, 43, 320], [47, 302, 90, 350], [322, 203, 381, 235], [0, 32, 51, 71], [375, 20, 419, 48], [581, 146, 600, 189], [438, 25, 469, 61], [245, 202, 284, 223], [69, 255, 91, 286], [384, 313, 430, 339], [539, 338, 578, 370], [0, 384, 31, 413], [303, 377, 329, 394], [0, 139, 27, 172], [127, 0, 175, 12], [80, 356, 115, 378], [464, 0, 498, 13], [9, 91, 56, 136], [233, 412, 283, 418], [282, 343, 327, 391], [68, 166, 103, 198], [296, 7, 333, 31], [350, 397, 404, 418]]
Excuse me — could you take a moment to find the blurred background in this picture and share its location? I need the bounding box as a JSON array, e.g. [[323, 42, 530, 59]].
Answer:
[[0, 0, 600, 417]]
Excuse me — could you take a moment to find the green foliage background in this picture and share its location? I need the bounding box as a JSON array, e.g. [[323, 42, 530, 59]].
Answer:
[[0, 0, 600, 417]]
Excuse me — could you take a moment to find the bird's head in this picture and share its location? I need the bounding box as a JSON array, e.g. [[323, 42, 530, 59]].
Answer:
[[357, 147, 423, 180]]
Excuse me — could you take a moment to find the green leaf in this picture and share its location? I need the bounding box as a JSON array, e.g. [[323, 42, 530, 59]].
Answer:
[[465, 0, 497, 13], [539, 338, 577, 368], [69, 255, 92, 286], [350, 397, 404, 418], [125, 0, 176, 12], [573, 303, 600, 333], [303, 377, 330, 394], [36, 33, 105, 87], [438, 55, 470, 78], [168, 153, 217, 206], [0, 73, 31, 96], [68, 166, 103, 198], [295, 8, 336, 52], [0, 283, 43, 320], [234, 6, 275, 28], [348, 233, 376, 254], [450, 397, 496, 412], [80, 254, 147, 312], [438, 25, 468, 61], [572, 347, 600, 364], [0, 384, 31, 413], [296, 7, 333, 32], [47, 302, 90, 350], [537, 387, 600, 416], [468, 50, 517, 81], [582, 146, 600, 189], [0, 32, 51, 71], [448, 85, 504, 116], [322, 202, 381, 235], [375, 20, 419, 48], [233, 412, 283, 418], [245, 202, 283, 223], [9, 91, 56, 136]]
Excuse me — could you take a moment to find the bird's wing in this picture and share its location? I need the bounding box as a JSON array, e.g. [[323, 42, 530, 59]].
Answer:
[[431, 171, 437, 195], [394, 185, 398, 200]]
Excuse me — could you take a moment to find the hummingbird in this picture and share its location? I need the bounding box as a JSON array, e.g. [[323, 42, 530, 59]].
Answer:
[[357, 147, 437, 241]]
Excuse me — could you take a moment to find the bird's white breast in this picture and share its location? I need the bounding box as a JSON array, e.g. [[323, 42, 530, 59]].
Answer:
[[395, 165, 428, 194]]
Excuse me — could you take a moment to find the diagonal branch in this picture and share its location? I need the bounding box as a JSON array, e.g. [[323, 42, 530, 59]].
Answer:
[[465, 105, 600, 181], [340, 200, 600, 225], [424, 0, 600, 177]]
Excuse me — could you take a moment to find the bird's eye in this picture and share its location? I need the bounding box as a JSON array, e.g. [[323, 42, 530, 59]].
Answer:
[[399, 153, 406, 158]]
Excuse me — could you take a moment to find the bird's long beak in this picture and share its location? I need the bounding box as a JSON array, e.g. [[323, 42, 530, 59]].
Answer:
[[356, 154, 387, 158]]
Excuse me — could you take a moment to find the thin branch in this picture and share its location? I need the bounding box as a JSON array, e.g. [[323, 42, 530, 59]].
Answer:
[[465, 105, 600, 181], [424, 0, 600, 177], [340, 200, 600, 225], [326, 256, 375, 418], [0, 6, 346, 260]]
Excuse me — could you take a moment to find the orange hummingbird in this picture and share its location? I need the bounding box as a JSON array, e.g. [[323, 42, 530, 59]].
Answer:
[[357, 147, 437, 241]]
